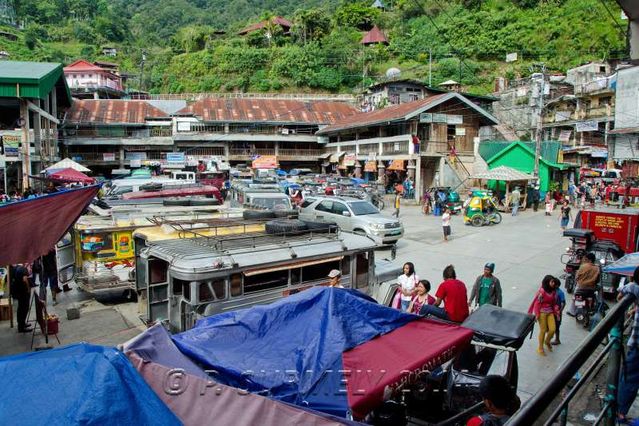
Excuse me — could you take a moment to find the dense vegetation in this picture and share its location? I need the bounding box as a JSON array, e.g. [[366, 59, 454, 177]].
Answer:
[[0, 0, 627, 95]]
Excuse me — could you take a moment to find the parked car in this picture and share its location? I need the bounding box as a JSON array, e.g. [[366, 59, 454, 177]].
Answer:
[[298, 196, 403, 245]]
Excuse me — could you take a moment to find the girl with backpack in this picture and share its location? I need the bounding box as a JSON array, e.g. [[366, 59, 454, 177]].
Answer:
[[528, 275, 561, 356]]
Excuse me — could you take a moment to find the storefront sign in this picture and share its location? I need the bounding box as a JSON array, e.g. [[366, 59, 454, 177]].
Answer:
[[103, 153, 116, 161], [166, 152, 185, 163], [130, 159, 142, 168], [447, 115, 463, 125], [1, 135, 20, 157], [455, 126, 466, 136], [576, 120, 599, 132], [364, 161, 377, 172], [252, 155, 278, 169], [125, 152, 147, 160], [432, 113, 447, 123], [343, 154, 357, 167], [387, 159, 405, 171], [419, 113, 432, 123], [559, 130, 572, 142]]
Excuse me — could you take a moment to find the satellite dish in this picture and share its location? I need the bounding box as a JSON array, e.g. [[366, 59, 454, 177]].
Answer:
[[386, 67, 401, 79]]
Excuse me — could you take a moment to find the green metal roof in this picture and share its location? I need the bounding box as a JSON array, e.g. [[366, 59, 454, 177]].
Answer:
[[479, 140, 561, 164], [0, 61, 72, 106], [484, 141, 571, 170]]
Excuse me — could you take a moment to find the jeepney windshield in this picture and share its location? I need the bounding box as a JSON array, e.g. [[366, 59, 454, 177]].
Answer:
[[251, 196, 291, 210], [349, 201, 379, 216]]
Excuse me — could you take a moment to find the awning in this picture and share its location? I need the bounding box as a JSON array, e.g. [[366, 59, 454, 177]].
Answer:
[[603, 253, 639, 276], [329, 152, 346, 163], [47, 168, 95, 184], [387, 159, 405, 171], [471, 165, 533, 181], [364, 161, 377, 172], [244, 256, 343, 276], [44, 158, 91, 173], [319, 152, 332, 159]]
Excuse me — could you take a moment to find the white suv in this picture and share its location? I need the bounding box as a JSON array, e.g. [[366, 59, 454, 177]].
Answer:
[[299, 196, 403, 245]]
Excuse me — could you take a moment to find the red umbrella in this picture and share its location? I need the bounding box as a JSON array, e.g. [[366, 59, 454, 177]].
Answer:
[[48, 168, 95, 184]]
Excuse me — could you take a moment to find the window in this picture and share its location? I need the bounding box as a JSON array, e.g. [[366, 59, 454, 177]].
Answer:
[[356, 253, 370, 288], [199, 280, 226, 302], [243, 270, 288, 293], [300, 198, 315, 208], [316, 200, 333, 213], [302, 260, 340, 282], [80, 232, 113, 253], [331, 202, 349, 216], [230, 274, 242, 297], [349, 201, 379, 216], [341, 256, 351, 276], [149, 258, 168, 284], [173, 278, 189, 295], [599, 66, 606, 73], [291, 268, 301, 285]]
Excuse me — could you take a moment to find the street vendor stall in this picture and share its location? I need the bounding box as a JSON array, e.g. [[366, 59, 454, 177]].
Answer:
[[470, 166, 534, 213]]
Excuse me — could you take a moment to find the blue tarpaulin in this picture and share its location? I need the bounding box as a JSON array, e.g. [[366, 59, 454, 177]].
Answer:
[[603, 252, 639, 277], [0, 343, 181, 426], [172, 287, 416, 417]]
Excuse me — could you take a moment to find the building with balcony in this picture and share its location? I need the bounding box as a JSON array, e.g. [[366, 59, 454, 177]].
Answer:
[[63, 60, 125, 99], [316, 92, 499, 201], [610, 65, 639, 176], [172, 98, 357, 169], [62, 100, 173, 175]]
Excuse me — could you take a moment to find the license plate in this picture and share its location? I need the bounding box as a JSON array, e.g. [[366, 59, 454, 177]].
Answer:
[[388, 231, 401, 236], [575, 300, 585, 307]]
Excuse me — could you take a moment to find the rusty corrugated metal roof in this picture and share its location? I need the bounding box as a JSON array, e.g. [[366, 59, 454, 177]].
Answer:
[[317, 94, 448, 135], [238, 16, 292, 35], [176, 98, 358, 125], [65, 100, 169, 124], [361, 25, 389, 45]]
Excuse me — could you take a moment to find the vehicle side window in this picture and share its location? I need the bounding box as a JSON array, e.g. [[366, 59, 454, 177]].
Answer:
[[316, 201, 333, 213], [332, 202, 348, 215], [230, 274, 242, 297]]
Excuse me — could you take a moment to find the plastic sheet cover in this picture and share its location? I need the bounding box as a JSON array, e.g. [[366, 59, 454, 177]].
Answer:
[[0, 343, 181, 425], [172, 287, 416, 417]]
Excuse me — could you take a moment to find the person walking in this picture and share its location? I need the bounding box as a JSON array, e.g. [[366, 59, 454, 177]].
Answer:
[[616, 266, 639, 423], [42, 249, 61, 305], [393, 190, 401, 218], [532, 187, 540, 212], [397, 262, 419, 312], [421, 265, 469, 323], [510, 187, 521, 216], [560, 200, 572, 230], [422, 190, 432, 215], [529, 275, 560, 356], [442, 208, 451, 241], [468, 263, 502, 309], [544, 192, 553, 216], [407, 280, 435, 314], [552, 277, 566, 345]]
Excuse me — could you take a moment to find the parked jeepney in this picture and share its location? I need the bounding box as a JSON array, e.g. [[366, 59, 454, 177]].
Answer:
[[133, 217, 401, 332], [56, 204, 234, 296], [229, 180, 292, 210]]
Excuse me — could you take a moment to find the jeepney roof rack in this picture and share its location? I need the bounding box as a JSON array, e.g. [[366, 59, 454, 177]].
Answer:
[[146, 216, 344, 253]]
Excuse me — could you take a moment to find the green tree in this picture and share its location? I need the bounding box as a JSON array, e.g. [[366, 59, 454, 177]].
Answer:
[[333, 1, 380, 30], [292, 8, 331, 44]]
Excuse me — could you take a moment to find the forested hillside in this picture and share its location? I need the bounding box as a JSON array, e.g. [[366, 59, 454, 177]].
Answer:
[[0, 0, 627, 95]]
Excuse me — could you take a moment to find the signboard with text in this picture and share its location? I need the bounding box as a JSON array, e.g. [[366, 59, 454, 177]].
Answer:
[[576, 121, 599, 132], [166, 152, 185, 163], [252, 155, 278, 169]]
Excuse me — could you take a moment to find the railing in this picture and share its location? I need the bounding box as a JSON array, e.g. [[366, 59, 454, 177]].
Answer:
[[68, 152, 120, 162], [65, 127, 172, 138], [177, 123, 318, 136], [278, 149, 323, 158], [131, 92, 356, 102], [229, 148, 276, 157], [508, 294, 635, 425]]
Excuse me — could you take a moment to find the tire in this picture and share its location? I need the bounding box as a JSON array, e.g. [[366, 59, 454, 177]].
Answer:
[[302, 220, 338, 233], [565, 276, 575, 294], [471, 215, 484, 227], [189, 198, 220, 206], [490, 212, 502, 225], [273, 209, 299, 219], [265, 219, 308, 234], [163, 198, 190, 206], [242, 210, 276, 220]]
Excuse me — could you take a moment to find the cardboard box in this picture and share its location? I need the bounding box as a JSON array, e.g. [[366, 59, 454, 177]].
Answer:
[[0, 298, 11, 321]]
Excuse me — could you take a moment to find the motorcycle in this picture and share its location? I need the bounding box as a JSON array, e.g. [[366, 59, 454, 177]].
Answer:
[[573, 285, 608, 330], [561, 248, 585, 294]]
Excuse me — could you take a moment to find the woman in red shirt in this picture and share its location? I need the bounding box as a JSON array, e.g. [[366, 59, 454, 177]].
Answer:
[[528, 275, 560, 356]]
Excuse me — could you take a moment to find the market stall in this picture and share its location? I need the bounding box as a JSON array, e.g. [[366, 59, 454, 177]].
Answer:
[[470, 165, 534, 212]]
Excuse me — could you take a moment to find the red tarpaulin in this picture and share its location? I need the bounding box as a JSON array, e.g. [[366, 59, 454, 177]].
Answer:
[[0, 185, 100, 264], [48, 168, 95, 184], [342, 318, 474, 419]]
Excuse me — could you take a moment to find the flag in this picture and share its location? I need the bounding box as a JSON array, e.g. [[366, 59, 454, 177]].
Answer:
[[0, 185, 100, 265]]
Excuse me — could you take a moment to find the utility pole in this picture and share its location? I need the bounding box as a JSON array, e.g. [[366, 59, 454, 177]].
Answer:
[[429, 47, 432, 86], [532, 63, 546, 180], [139, 51, 147, 92]]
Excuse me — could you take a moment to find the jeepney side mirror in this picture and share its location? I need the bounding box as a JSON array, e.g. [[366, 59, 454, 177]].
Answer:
[[342, 211, 351, 217]]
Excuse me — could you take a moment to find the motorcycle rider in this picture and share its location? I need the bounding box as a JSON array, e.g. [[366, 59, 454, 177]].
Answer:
[[567, 253, 600, 316]]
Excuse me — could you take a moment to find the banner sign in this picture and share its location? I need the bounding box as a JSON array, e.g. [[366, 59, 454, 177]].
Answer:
[[343, 154, 357, 167], [576, 120, 599, 132], [252, 155, 278, 169], [166, 152, 185, 163]]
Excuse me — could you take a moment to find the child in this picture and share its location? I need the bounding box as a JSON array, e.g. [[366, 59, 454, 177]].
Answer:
[[544, 193, 553, 216], [552, 277, 565, 345], [442, 208, 451, 241]]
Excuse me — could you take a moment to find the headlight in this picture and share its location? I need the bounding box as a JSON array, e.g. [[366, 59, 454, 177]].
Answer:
[[371, 223, 385, 230]]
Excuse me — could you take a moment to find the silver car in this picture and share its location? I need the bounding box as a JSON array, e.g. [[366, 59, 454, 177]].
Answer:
[[299, 196, 403, 245]]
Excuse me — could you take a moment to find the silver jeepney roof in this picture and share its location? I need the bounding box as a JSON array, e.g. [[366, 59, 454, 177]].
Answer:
[[145, 232, 377, 279]]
